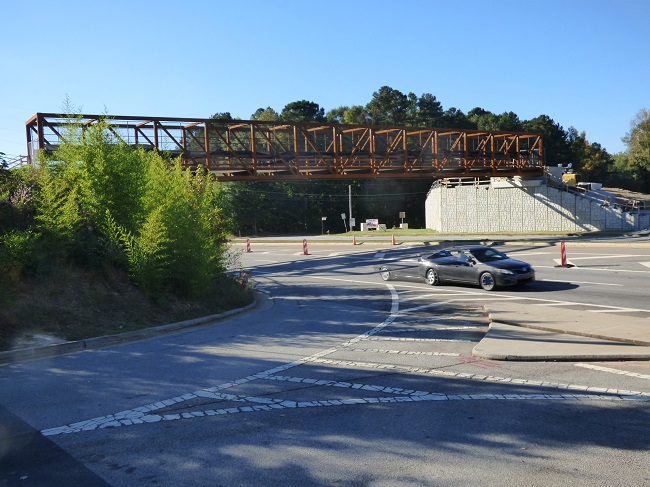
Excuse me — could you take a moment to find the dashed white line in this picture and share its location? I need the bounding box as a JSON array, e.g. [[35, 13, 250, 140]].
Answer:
[[365, 336, 471, 343]]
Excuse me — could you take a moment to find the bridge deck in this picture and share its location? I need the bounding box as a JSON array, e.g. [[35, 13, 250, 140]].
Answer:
[[26, 113, 543, 180]]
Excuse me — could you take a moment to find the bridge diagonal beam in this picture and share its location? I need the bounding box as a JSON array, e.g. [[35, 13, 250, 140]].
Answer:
[[25, 113, 544, 181]]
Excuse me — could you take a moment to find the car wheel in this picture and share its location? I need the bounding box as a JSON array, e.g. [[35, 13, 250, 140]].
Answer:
[[479, 272, 496, 291], [380, 266, 392, 281], [425, 268, 439, 286]]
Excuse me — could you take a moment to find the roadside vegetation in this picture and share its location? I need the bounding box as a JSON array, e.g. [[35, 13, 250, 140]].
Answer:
[[0, 120, 253, 351]]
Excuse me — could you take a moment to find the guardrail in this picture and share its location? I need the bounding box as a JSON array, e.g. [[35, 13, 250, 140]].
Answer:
[[1, 155, 29, 170], [543, 170, 648, 212]]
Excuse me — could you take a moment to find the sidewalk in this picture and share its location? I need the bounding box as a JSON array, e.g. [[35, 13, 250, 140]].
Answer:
[[474, 302, 650, 361]]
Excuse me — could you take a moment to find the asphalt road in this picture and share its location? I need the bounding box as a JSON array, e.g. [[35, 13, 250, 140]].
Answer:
[[1, 241, 649, 486]]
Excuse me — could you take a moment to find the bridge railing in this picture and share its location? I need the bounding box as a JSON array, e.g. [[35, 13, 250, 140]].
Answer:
[[26, 113, 544, 181], [543, 169, 648, 212]]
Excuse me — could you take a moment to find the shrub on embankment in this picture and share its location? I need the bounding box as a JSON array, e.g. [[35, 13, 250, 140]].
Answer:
[[0, 119, 251, 350]]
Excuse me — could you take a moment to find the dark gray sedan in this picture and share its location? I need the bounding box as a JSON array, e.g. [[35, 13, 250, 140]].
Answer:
[[377, 245, 535, 291]]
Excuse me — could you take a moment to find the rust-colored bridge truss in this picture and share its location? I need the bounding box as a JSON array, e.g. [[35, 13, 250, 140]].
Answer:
[[26, 113, 543, 181]]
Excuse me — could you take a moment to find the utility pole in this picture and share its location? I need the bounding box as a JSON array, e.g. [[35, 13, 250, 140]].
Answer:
[[348, 185, 352, 231]]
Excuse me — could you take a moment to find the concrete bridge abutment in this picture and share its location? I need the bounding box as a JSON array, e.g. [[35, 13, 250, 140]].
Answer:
[[425, 177, 650, 233]]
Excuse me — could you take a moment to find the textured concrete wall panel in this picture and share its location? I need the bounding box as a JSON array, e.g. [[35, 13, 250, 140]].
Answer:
[[424, 179, 643, 233]]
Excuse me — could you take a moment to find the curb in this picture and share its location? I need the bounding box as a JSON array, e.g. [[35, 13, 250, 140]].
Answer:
[[0, 296, 260, 366]]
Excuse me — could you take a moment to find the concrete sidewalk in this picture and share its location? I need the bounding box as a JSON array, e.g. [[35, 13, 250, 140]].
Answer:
[[474, 302, 650, 361]]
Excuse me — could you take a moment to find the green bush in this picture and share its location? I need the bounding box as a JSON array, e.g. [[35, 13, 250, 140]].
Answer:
[[0, 229, 39, 282], [30, 118, 232, 298]]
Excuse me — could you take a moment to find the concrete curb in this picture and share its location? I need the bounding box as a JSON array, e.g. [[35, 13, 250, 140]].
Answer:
[[473, 300, 650, 362], [485, 318, 650, 347], [0, 296, 260, 366]]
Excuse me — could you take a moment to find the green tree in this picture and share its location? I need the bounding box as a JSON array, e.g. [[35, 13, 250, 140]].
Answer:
[[343, 105, 370, 125], [568, 129, 614, 183], [211, 112, 234, 121], [326, 106, 347, 124], [406, 93, 444, 127], [623, 108, 650, 190], [251, 107, 280, 121], [366, 86, 409, 126], [495, 111, 522, 131], [468, 108, 497, 130], [441, 107, 471, 129], [280, 100, 325, 122], [522, 115, 571, 166]]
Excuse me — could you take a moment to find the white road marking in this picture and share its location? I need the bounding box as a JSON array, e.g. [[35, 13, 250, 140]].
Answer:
[[42, 268, 650, 437], [575, 363, 650, 380], [379, 326, 483, 333], [538, 278, 623, 286], [587, 309, 646, 313], [536, 265, 650, 274], [553, 258, 578, 267], [364, 337, 471, 343], [298, 275, 650, 315], [399, 293, 440, 302], [347, 348, 461, 357], [641, 262, 650, 269], [510, 251, 556, 256], [554, 254, 647, 260], [399, 302, 448, 313]]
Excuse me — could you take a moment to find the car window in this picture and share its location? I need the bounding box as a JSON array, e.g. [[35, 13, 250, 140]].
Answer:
[[469, 248, 508, 262], [430, 250, 451, 259]]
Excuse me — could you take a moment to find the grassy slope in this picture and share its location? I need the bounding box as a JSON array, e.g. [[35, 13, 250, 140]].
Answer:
[[0, 265, 254, 352]]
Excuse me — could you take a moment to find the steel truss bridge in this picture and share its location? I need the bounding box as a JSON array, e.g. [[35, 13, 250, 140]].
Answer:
[[26, 113, 543, 181]]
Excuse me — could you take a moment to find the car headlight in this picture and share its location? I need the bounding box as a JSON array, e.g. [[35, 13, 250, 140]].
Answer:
[[496, 268, 514, 275]]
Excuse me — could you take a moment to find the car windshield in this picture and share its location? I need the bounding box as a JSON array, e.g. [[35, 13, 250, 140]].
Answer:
[[469, 248, 508, 262]]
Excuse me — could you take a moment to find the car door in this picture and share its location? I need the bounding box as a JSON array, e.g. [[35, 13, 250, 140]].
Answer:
[[388, 255, 422, 281], [448, 250, 479, 283]]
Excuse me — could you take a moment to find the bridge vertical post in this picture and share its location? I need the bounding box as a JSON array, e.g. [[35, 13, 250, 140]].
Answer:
[[204, 122, 210, 169], [250, 124, 256, 172], [403, 128, 408, 170], [37, 113, 45, 152], [153, 120, 159, 150]]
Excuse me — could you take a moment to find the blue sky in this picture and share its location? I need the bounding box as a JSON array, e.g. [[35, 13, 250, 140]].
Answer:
[[1, 0, 648, 161]]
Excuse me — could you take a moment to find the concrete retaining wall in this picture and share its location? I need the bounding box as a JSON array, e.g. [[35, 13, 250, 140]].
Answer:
[[425, 178, 647, 233]]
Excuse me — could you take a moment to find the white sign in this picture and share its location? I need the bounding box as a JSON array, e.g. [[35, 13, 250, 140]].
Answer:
[[350, 218, 356, 228], [366, 219, 379, 230], [341, 213, 346, 220]]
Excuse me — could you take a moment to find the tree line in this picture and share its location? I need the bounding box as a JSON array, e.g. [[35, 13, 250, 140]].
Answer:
[[213, 86, 650, 234]]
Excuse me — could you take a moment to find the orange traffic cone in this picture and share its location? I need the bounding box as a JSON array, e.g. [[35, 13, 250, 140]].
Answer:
[[554, 241, 575, 268], [392, 234, 397, 245], [353, 236, 357, 245]]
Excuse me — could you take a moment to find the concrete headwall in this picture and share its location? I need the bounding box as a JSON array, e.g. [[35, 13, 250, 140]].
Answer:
[[425, 178, 649, 233]]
